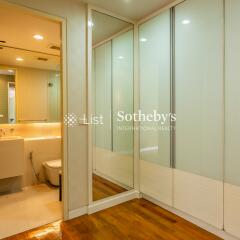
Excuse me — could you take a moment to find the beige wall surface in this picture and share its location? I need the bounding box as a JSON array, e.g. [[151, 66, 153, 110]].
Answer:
[[16, 67, 61, 123], [17, 67, 48, 122], [1, 0, 88, 213]]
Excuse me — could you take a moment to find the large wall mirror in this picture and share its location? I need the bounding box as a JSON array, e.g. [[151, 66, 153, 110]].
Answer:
[[0, 20, 61, 124], [90, 9, 134, 202]]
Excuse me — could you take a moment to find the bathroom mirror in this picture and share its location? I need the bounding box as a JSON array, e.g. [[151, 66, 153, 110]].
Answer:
[[0, 20, 61, 124], [0, 68, 16, 124], [90, 10, 134, 202], [0, 51, 61, 124]]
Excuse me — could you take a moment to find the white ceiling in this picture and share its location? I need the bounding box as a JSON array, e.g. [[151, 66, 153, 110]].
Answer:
[[92, 10, 132, 45], [0, 2, 61, 70], [82, 0, 175, 21], [0, 46, 60, 71], [0, 3, 61, 55]]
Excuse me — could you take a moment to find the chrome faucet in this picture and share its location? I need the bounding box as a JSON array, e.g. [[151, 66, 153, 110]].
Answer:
[[0, 129, 5, 138]]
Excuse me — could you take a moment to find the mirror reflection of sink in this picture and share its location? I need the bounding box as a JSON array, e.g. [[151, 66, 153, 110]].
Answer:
[[0, 136, 22, 141]]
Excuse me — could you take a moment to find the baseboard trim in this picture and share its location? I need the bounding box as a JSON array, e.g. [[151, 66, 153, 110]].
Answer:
[[88, 190, 140, 214], [68, 206, 88, 220], [142, 194, 239, 240]]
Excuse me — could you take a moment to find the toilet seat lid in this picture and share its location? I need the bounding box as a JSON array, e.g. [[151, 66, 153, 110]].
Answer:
[[45, 159, 61, 168]]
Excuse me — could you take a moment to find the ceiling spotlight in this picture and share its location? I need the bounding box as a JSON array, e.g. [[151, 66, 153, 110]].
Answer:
[[16, 57, 24, 62], [33, 34, 44, 40], [8, 70, 14, 73], [140, 38, 148, 42], [88, 21, 94, 27], [182, 19, 191, 25]]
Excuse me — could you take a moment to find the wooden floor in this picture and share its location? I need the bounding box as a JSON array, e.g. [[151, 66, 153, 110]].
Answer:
[[92, 174, 127, 201], [4, 199, 222, 240]]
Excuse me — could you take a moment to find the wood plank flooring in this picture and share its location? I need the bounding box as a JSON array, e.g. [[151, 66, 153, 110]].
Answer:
[[92, 174, 127, 201], [4, 199, 222, 240]]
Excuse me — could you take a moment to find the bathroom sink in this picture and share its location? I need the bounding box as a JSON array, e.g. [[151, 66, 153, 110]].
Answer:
[[0, 137, 24, 179]]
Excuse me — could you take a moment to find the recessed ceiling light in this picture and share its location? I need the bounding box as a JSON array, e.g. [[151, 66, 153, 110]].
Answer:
[[33, 34, 44, 40], [182, 19, 191, 25], [88, 21, 94, 27], [118, 56, 125, 59], [8, 70, 14, 73], [16, 57, 24, 62], [140, 38, 148, 42]]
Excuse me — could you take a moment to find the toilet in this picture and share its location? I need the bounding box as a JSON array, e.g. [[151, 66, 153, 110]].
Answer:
[[43, 159, 62, 186]]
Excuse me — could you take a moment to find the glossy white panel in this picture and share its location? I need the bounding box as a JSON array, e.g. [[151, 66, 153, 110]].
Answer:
[[139, 10, 171, 167], [174, 169, 223, 228], [224, 183, 240, 238], [224, 0, 240, 238], [174, 0, 224, 228], [225, 0, 240, 187], [139, 9, 172, 206], [140, 160, 172, 206]]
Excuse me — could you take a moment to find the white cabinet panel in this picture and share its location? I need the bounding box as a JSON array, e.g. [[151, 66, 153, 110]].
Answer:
[[174, 0, 224, 228], [174, 169, 223, 228], [139, 10, 172, 206], [225, 0, 240, 237], [140, 160, 172, 206]]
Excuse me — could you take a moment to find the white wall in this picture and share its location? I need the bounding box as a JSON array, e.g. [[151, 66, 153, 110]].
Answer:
[[3, 0, 88, 214]]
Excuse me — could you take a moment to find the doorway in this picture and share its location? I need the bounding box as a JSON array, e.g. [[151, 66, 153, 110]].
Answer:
[[0, 2, 66, 238]]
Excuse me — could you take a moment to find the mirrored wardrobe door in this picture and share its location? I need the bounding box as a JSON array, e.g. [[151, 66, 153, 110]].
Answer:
[[91, 10, 134, 202]]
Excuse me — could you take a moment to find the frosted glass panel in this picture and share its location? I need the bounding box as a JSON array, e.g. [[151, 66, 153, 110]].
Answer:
[[175, 0, 223, 180], [139, 11, 171, 167], [139, 10, 172, 206], [224, 1, 240, 237], [94, 41, 112, 150], [112, 30, 134, 154], [225, 0, 240, 187]]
